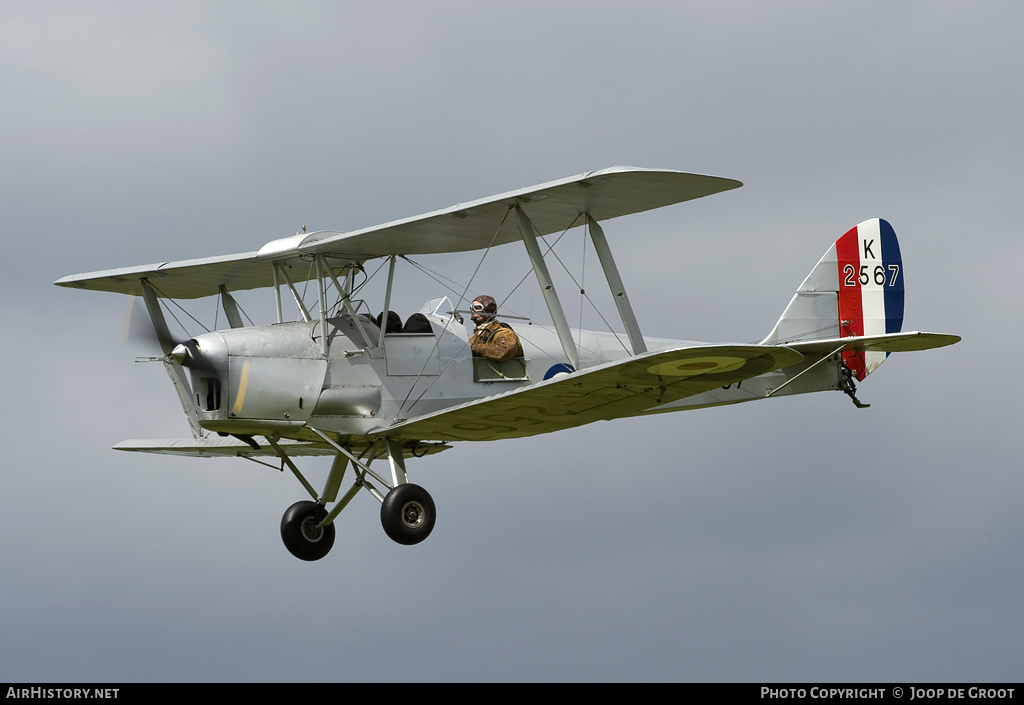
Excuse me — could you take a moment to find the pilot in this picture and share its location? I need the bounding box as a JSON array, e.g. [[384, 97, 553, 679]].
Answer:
[[469, 294, 524, 362]]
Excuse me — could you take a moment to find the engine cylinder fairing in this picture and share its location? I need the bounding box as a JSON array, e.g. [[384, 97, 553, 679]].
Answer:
[[186, 323, 328, 435]]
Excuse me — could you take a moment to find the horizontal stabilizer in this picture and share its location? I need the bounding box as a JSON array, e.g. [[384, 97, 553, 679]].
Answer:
[[376, 344, 802, 442], [785, 331, 960, 358]]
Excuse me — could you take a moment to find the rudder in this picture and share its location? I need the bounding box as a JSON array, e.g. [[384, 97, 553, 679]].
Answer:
[[763, 218, 905, 380]]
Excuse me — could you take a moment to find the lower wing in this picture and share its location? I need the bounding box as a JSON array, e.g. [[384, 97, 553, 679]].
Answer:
[[374, 344, 803, 442]]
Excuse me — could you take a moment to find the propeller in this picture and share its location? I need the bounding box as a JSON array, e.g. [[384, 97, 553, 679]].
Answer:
[[123, 294, 213, 439], [123, 296, 214, 372]]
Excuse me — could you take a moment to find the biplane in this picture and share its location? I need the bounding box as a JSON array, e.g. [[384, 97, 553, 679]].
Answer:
[[56, 167, 959, 560]]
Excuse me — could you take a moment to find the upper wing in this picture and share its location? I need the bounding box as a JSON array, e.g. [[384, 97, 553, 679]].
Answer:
[[295, 167, 741, 259], [55, 250, 271, 300], [372, 344, 801, 442], [54, 167, 740, 299]]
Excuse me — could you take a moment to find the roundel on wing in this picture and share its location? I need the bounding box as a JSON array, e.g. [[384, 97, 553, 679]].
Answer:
[[646, 355, 748, 377]]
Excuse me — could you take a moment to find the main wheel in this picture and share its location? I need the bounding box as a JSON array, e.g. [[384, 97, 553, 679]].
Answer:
[[280, 501, 336, 561], [380, 484, 436, 545]]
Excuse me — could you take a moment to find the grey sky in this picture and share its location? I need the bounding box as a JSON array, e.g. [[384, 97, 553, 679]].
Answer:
[[2, 1, 1020, 682]]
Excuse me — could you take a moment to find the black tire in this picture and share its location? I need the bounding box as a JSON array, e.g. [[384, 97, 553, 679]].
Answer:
[[280, 501, 336, 561], [380, 484, 436, 545]]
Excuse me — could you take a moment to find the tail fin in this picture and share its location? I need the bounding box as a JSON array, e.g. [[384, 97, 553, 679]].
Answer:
[[762, 218, 904, 380]]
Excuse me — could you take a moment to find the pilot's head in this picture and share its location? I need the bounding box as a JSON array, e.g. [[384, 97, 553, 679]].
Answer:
[[470, 295, 498, 325]]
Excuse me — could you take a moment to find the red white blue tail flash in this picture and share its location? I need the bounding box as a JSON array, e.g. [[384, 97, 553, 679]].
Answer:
[[835, 218, 904, 379]]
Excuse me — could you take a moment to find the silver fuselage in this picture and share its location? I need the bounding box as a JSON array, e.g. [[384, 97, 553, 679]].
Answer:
[[183, 302, 840, 443]]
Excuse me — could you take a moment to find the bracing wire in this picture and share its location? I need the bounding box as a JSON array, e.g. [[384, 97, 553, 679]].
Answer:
[[145, 281, 211, 337], [499, 213, 582, 312], [337, 259, 386, 317], [400, 257, 469, 304], [543, 223, 631, 355], [395, 208, 511, 419]]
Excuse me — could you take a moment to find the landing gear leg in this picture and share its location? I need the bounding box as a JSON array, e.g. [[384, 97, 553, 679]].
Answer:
[[380, 438, 435, 545], [268, 432, 438, 557], [266, 436, 345, 562]]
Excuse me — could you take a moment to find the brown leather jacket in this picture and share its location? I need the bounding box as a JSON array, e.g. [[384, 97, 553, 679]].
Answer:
[[470, 321, 524, 362]]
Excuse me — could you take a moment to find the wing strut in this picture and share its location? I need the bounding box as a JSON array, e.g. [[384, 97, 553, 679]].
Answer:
[[377, 256, 397, 350], [516, 206, 579, 369], [586, 214, 647, 355], [140, 279, 204, 439], [274, 263, 312, 322], [322, 258, 375, 354], [273, 264, 284, 323], [315, 255, 329, 356], [218, 286, 244, 328]]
